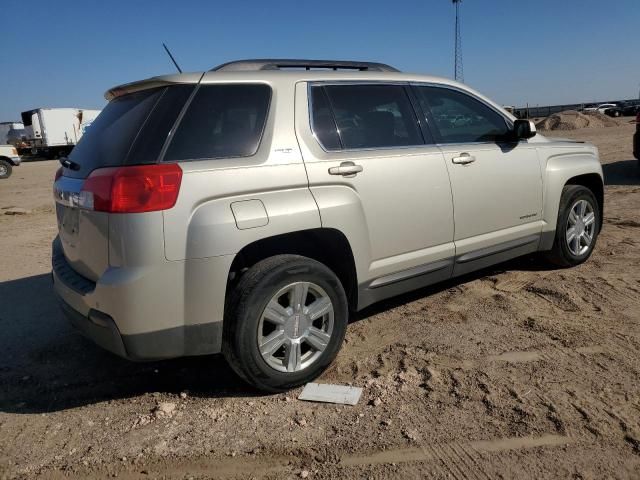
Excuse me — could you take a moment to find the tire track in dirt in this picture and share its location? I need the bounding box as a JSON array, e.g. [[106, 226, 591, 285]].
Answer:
[[340, 434, 571, 469]]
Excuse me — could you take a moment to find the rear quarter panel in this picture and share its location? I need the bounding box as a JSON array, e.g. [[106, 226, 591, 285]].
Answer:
[[162, 77, 320, 262]]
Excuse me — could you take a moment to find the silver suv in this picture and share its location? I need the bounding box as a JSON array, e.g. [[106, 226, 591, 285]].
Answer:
[[52, 59, 603, 391]]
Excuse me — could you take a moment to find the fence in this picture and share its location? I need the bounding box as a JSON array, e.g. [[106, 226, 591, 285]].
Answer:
[[513, 98, 639, 119]]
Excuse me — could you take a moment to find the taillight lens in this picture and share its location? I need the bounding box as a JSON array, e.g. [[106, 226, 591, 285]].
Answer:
[[80, 164, 182, 213], [54, 167, 63, 182]]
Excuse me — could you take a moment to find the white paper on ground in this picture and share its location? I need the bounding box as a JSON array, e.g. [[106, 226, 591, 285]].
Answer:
[[298, 383, 363, 405]]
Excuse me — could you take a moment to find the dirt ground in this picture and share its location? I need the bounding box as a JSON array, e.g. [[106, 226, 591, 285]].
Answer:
[[1, 123, 639, 480]]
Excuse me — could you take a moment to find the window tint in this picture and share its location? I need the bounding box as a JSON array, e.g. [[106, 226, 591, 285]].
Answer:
[[165, 84, 271, 161], [310, 87, 341, 150], [323, 85, 423, 149], [127, 85, 195, 164], [414, 86, 510, 144], [67, 88, 167, 179]]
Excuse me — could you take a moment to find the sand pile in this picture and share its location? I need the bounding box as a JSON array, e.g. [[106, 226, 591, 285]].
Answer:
[[536, 110, 619, 131]]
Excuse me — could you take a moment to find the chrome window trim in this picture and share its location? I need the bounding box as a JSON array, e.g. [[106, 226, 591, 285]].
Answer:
[[307, 81, 429, 154]]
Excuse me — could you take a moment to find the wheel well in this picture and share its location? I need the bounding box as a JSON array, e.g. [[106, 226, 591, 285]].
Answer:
[[565, 173, 604, 228], [227, 228, 358, 310]]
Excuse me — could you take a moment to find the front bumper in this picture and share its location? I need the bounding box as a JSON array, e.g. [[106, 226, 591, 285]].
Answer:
[[9, 155, 21, 166], [52, 237, 227, 360]]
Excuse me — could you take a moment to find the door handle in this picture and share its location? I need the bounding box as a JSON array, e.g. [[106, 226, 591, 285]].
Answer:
[[452, 153, 476, 165], [328, 161, 363, 177]]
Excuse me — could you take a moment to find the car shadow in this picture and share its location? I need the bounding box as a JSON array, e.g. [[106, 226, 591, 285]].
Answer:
[[602, 159, 640, 186], [0, 274, 254, 415], [0, 255, 559, 414]]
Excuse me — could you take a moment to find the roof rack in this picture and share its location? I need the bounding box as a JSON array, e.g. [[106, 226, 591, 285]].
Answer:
[[210, 59, 400, 73]]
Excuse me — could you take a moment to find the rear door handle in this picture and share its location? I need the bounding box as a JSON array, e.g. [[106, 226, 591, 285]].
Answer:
[[328, 161, 363, 177], [452, 153, 476, 165]]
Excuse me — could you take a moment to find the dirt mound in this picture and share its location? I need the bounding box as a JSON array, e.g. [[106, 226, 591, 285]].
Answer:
[[536, 110, 620, 131]]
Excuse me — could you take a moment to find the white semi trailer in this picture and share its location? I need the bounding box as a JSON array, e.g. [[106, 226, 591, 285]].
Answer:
[[20, 108, 101, 158]]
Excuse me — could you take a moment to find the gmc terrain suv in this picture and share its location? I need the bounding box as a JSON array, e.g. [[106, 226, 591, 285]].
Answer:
[[52, 59, 604, 391]]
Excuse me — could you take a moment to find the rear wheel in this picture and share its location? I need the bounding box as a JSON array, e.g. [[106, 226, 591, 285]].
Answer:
[[545, 185, 600, 267], [223, 255, 349, 392], [0, 159, 12, 179]]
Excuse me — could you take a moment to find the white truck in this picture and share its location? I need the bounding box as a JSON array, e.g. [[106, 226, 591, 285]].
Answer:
[[0, 145, 21, 179], [20, 108, 101, 158]]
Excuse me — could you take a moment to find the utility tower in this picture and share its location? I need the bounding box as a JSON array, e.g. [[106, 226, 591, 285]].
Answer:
[[452, 0, 464, 82]]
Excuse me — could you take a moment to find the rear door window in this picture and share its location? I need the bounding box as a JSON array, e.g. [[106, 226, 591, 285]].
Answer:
[[164, 84, 271, 161], [414, 86, 510, 144], [321, 84, 423, 149]]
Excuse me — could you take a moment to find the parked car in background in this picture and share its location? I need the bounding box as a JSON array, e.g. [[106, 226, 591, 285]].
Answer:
[[622, 100, 640, 117], [582, 103, 622, 117], [0, 145, 21, 179], [21, 108, 101, 158], [52, 59, 604, 392], [600, 103, 623, 117]]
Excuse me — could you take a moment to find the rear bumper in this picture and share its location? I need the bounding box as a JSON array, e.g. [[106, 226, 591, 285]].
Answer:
[[52, 237, 230, 360], [9, 155, 21, 166], [57, 296, 224, 361]]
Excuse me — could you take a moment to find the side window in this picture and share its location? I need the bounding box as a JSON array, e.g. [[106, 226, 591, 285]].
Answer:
[[310, 87, 341, 150], [414, 86, 510, 144], [322, 84, 423, 149], [165, 84, 271, 161]]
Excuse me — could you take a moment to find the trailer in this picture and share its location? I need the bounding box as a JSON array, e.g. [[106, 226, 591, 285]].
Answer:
[[20, 108, 100, 158]]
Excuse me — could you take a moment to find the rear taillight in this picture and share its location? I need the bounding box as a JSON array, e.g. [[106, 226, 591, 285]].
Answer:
[[80, 164, 182, 213], [54, 167, 63, 182]]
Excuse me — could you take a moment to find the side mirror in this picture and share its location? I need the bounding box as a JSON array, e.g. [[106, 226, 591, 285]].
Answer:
[[512, 119, 537, 140]]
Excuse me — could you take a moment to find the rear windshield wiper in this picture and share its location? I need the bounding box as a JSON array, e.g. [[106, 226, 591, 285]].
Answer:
[[59, 157, 81, 171]]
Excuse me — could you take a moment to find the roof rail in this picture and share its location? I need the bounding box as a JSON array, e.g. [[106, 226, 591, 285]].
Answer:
[[210, 59, 400, 73]]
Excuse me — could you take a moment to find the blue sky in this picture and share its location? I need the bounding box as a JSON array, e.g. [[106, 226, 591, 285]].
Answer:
[[1, 0, 639, 120]]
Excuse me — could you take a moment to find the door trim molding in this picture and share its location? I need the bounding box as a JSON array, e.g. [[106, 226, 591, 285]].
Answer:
[[456, 234, 540, 264]]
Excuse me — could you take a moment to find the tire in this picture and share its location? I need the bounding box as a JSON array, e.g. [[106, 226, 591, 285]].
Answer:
[[545, 185, 600, 267], [223, 254, 349, 392], [0, 159, 12, 179]]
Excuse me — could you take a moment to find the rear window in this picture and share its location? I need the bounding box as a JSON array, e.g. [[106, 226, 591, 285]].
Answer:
[[66, 85, 194, 178], [164, 84, 271, 162]]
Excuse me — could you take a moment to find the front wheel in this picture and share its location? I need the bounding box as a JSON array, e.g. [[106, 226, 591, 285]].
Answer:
[[223, 255, 349, 392], [545, 185, 600, 267], [0, 159, 12, 179]]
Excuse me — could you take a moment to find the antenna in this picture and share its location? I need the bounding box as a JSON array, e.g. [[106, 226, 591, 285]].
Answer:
[[452, 0, 464, 82], [162, 43, 182, 73]]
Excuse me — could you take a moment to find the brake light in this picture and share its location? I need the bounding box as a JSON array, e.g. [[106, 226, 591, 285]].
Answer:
[[54, 167, 63, 182], [80, 164, 182, 213]]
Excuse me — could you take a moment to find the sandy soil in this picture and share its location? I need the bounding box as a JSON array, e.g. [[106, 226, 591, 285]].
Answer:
[[0, 126, 639, 479]]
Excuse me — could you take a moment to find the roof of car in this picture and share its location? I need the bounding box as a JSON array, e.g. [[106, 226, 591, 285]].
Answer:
[[105, 70, 459, 100], [104, 59, 515, 120]]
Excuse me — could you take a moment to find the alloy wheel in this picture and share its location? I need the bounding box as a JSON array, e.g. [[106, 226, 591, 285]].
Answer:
[[566, 199, 596, 256], [257, 281, 334, 373]]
